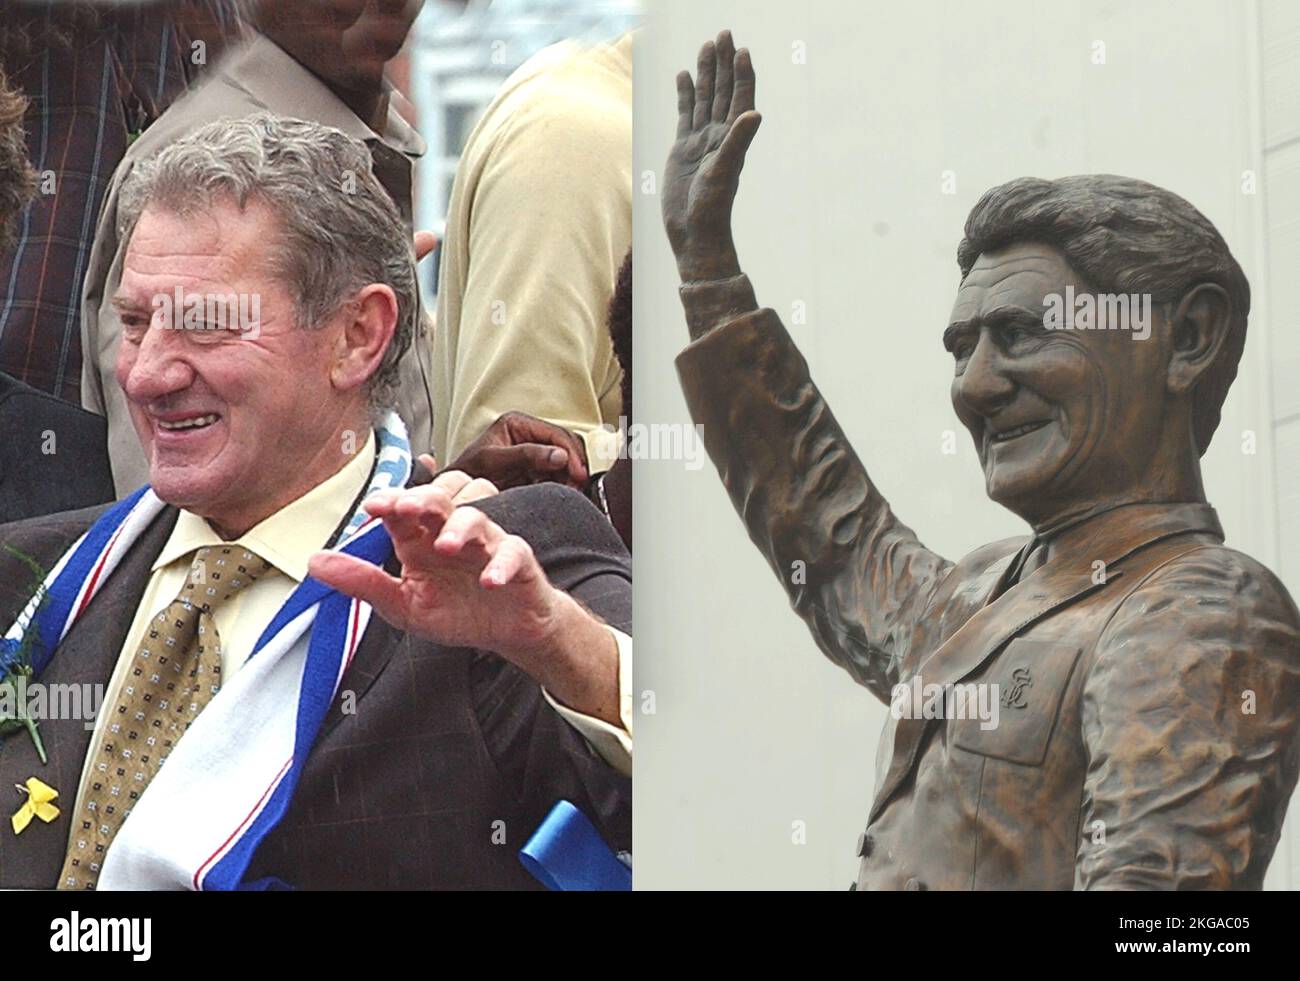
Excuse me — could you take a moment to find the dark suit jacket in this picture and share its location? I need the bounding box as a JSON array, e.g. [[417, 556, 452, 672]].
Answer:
[[0, 483, 630, 889], [677, 306, 1300, 890], [0, 371, 115, 523]]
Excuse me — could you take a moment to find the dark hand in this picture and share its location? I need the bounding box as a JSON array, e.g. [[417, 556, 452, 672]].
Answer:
[[449, 411, 589, 491], [663, 29, 761, 283]]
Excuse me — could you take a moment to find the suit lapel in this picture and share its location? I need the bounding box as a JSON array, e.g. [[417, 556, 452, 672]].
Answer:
[[0, 506, 178, 887], [869, 502, 1223, 823], [317, 551, 406, 742], [316, 464, 437, 741], [318, 608, 400, 742]]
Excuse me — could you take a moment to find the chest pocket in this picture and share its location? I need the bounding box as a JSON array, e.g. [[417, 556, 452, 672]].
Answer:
[[950, 639, 1083, 766]]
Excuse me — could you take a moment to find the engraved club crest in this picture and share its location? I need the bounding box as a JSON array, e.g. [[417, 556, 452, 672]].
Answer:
[[1001, 667, 1032, 709]]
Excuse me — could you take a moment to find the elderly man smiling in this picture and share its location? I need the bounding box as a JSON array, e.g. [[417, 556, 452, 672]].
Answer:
[[665, 31, 1300, 890], [0, 114, 630, 891]]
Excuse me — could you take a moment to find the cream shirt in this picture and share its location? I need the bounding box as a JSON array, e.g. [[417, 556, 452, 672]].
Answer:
[[432, 32, 633, 470], [71, 433, 631, 828]]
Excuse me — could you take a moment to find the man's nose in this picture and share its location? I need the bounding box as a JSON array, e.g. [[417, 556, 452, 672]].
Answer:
[[123, 323, 193, 401], [955, 330, 1016, 417]]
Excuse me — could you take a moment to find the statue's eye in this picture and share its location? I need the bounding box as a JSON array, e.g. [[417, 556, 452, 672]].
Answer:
[[1004, 325, 1041, 347]]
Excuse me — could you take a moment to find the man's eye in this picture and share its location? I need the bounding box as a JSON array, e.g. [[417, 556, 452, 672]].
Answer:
[[180, 322, 238, 342]]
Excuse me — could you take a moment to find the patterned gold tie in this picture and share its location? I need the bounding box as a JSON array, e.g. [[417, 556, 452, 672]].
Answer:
[[58, 545, 272, 890]]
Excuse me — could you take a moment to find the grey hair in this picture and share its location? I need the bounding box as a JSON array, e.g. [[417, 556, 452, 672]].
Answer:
[[117, 112, 416, 416], [958, 175, 1250, 457]]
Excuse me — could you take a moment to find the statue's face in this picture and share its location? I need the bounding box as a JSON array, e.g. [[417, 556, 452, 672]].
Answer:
[[946, 242, 1171, 525]]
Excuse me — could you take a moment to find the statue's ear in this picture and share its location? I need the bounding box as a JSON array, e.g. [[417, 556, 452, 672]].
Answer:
[[1166, 282, 1232, 396]]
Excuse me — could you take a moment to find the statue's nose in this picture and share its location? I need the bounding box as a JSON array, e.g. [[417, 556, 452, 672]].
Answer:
[[955, 331, 1016, 417]]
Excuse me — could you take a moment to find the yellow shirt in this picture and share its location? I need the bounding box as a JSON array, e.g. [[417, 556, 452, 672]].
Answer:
[[432, 33, 632, 470], [72, 433, 631, 829]]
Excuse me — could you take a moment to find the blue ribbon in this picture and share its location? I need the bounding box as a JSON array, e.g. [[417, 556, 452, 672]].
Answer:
[[519, 800, 631, 891], [31, 485, 152, 675]]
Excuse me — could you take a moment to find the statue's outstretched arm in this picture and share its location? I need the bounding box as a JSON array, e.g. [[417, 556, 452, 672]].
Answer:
[[664, 32, 953, 702]]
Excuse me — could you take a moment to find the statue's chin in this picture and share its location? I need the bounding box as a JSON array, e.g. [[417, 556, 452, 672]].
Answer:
[[983, 469, 1054, 526]]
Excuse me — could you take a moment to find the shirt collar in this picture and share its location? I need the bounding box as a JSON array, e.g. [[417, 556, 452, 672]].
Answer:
[[1047, 499, 1224, 566], [153, 431, 378, 582]]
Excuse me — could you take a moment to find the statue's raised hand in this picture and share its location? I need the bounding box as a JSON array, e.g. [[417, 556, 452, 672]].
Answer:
[[663, 30, 761, 283]]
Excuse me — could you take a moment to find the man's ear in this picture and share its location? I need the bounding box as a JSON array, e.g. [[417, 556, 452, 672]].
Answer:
[[1166, 282, 1232, 396], [331, 284, 398, 395]]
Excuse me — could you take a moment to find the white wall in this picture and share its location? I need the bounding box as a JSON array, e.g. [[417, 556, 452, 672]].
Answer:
[[633, 0, 1297, 889]]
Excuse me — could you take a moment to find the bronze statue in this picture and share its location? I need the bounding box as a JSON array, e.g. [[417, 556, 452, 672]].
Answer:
[[663, 30, 1300, 890]]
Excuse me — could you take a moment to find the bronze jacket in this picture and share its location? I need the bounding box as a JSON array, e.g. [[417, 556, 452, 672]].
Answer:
[[676, 305, 1300, 890]]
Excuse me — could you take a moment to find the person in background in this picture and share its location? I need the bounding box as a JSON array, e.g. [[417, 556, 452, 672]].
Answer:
[[80, 0, 442, 496], [433, 31, 632, 479], [595, 248, 632, 551], [0, 0, 246, 404], [0, 67, 114, 523], [449, 248, 633, 553]]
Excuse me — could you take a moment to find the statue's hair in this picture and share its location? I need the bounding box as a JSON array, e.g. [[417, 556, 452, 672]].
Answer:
[[0, 69, 36, 254], [118, 113, 416, 417], [957, 175, 1249, 456]]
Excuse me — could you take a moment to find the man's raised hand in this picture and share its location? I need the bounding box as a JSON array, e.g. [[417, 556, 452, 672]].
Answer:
[[309, 479, 562, 662], [307, 473, 622, 724], [663, 29, 761, 284]]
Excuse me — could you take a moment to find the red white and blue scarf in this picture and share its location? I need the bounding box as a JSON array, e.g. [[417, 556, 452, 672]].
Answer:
[[1, 414, 411, 890]]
